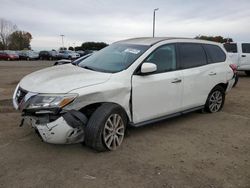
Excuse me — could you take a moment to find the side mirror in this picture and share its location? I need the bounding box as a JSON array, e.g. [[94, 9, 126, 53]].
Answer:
[[140, 62, 157, 74]]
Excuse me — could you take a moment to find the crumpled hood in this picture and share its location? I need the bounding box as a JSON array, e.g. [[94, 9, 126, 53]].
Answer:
[[19, 64, 112, 93]]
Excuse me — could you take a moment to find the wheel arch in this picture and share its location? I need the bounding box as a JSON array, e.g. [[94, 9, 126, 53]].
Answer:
[[79, 102, 130, 121]]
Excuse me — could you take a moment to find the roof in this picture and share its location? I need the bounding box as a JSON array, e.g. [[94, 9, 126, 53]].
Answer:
[[116, 37, 188, 46], [116, 37, 221, 46]]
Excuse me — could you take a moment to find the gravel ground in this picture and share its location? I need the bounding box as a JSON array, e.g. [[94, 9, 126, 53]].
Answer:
[[0, 61, 249, 188]]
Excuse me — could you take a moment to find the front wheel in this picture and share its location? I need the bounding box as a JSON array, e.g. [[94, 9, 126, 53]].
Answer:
[[85, 103, 127, 152], [205, 86, 225, 113]]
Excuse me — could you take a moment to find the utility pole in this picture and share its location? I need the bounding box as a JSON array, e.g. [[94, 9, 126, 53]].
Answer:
[[60, 34, 65, 49], [153, 8, 159, 37]]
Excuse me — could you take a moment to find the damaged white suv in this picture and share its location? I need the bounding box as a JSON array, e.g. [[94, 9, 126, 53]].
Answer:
[[13, 38, 235, 151]]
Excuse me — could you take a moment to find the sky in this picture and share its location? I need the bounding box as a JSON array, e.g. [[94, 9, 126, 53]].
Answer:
[[1, 0, 250, 50]]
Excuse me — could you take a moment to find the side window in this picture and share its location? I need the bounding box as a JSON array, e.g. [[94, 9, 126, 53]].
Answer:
[[203, 44, 226, 63], [179, 43, 207, 69], [145, 44, 176, 73], [242, 43, 250, 53], [223, 43, 238, 53]]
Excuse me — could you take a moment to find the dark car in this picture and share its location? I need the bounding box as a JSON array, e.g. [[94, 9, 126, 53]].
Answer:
[[39, 51, 58, 60], [54, 53, 92, 66], [18, 51, 39, 60], [0, 51, 19, 60]]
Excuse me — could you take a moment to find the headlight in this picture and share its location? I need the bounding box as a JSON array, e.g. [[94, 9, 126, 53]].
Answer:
[[26, 93, 77, 109]]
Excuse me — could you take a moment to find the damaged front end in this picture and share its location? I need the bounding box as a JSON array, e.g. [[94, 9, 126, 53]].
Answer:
[[13, 86, 88, 144]]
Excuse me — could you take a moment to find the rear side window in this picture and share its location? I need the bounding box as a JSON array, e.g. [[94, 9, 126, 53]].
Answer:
[[179, 43, 207, 69], [223, 43, 238, 53], [242, 43, 250, 53], [203, 44, 226, 63]]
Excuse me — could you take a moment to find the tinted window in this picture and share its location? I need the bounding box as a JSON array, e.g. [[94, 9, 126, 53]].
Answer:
[[203, 44, 226, 63], [242, 43, 250, 53], [145, 44, 176, 73], [179, 43, 207, 69], [223, 43, 237, 53]]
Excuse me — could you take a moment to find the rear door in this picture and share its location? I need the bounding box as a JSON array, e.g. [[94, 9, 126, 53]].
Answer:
[[132, 44, 183, 124], [178, 43, 219, 110], [240, 43, 250, 69]]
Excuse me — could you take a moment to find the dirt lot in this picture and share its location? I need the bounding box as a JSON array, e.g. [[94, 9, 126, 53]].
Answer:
[[0, 61, 249, 188]]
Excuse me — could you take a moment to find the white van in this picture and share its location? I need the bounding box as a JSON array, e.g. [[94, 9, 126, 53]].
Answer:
[[13, 38, 235, 151], [223, 42, 250, 75]]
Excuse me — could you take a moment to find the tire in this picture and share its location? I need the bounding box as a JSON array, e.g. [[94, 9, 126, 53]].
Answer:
[[233, 73, 239, 87], [49, 57, 52, 60], [68, 56, 72, 60], [245, 71, 250, 76], [7, 58, 10, 61], [205, 86, 225, 113], [27, 57, 30, 61], [85, 103, 127, 152]]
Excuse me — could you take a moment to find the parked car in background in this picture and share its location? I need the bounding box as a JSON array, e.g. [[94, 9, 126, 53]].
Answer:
[[54, 53, 92, 66], [58, 50, 80, 59], [39, 51, 59, 60], [76, 50, 94, 57], [13, 37, 235, 152], [0, 51, 19, 60], [224, 42, 250, 76], [18, 51, 39, 60]]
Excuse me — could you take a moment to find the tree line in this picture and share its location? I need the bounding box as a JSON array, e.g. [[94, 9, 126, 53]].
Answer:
[[195, 35, 233, 43], [0, 18, 32, 50]]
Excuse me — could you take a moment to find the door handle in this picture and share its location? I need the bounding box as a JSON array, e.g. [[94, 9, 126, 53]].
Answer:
[[242, 55, 246, 57], [209, 72, 217, 76], [171, 78, 182, 83]]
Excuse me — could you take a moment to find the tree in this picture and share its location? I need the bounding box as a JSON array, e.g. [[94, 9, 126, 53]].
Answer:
[[8, 31, 32, 50], [195, 35, 233, 43], [74, 42, 108, 51], [0, 18, 17, 50], [68, 46, 74, 51]]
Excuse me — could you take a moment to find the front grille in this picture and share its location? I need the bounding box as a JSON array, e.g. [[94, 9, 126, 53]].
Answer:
[[16, 87, 28, 105]]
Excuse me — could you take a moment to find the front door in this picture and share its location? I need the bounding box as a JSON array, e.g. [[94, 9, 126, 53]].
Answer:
[[132, 44, 183, 124]]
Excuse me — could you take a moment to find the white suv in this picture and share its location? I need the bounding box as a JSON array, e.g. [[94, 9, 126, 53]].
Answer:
[[13, 38, 235, 151]]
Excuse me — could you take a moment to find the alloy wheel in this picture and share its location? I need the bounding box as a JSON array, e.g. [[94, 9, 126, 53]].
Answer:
[[209, 90, 223, 112], [103, 114, 125, 150]]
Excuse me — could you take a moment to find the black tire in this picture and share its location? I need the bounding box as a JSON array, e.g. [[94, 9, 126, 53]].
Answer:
[[85, 103, 127, 152], [68, 56, 72, 60], [205, 86, 225, 113], [49, 57, 52, 60], [245, 71, 250, 76], [233, 73, 239, 87], [27, 57, 30, 61]]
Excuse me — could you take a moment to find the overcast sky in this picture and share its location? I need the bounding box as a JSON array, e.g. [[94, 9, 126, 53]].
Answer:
[[1, 0, 250, 50]]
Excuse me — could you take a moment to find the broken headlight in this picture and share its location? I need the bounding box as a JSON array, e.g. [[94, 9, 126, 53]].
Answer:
[[25, 93, 78, 109]]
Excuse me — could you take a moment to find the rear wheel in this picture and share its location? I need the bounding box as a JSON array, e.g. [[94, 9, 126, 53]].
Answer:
[[85, 103, 127, 152], [245, 71, 250, 76], [205, 86, 225, 113]]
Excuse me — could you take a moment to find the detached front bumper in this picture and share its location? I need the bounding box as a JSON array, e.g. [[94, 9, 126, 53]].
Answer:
[[23, 110, 87, 144]]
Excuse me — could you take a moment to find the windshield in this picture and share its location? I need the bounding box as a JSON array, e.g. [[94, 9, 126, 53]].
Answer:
[[78, 43, 149, 73]]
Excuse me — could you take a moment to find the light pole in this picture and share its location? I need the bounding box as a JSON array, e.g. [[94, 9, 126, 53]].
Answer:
[[153, 8, 159, 38], [60, 34, 65, 49]]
